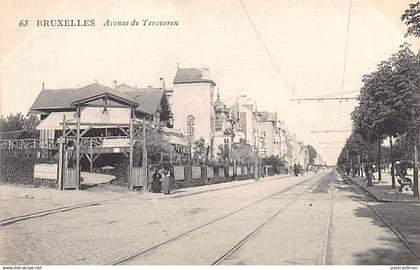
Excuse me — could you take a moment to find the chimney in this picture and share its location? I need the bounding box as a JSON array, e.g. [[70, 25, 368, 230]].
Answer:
[[159, 77, 166, 90], [200, 67, 210, 80], [113, 80, 118, 89], [42, 82, 45, 90]]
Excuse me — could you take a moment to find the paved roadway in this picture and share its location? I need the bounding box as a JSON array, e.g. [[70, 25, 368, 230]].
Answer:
[[1, 170, 419, 265]]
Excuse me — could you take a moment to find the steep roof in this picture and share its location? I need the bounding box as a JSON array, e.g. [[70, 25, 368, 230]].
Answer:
[[116, 85, 168, 115], [29, 83, 156, 115], [173, 68, 216, 86], [30, 83, 130, 111]]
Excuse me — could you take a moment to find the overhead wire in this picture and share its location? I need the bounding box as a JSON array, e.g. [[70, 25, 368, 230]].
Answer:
[[239, 0, 292, 94], [338, 0, 353, 126]]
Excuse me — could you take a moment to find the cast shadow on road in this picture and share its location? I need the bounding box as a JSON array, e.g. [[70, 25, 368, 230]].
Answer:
[[335, 182, 420, 265], [310, 172, 334, 193]]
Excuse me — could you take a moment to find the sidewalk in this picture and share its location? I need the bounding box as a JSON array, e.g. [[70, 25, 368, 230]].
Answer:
[[0, 173, 295, 221], [350, 172, 420, 203], [140, 173, 293, 200]]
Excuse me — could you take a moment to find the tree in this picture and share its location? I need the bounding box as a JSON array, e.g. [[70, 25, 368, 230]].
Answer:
[[262, 155, 285, 174], [230, 142, 257, 165], [389, 44, 420, 197], [401, 2, 420, 38], [338, 132, 367, 174], [0, 112, 40, 138], [133, 127, 171, 166], [351, 68, 387, 186], [306, 145, 317, 165], [0, 113, 25, 132], [192, 138, 209, 164], [349, 43, 420, 195]]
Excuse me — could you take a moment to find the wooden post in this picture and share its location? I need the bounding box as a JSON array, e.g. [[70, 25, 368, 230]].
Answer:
[[89, 153, 93, 173], [76, 107, 81, 190], [58, 115, 66, 190], [58, 140, 63, 190], [129, 108, 134, 191], [142, 117, 147, 190]]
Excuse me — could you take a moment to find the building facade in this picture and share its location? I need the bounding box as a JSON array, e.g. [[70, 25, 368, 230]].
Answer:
[[171, 68, 216, 148]]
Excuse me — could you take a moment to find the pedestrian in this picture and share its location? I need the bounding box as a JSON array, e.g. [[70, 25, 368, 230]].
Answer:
[[293, 164, 299, 176], [364, 164, 369, 180], [152, 169, 162, 193], [162, 167, 171, 195]]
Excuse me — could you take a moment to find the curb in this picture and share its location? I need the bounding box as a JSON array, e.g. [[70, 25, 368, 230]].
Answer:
[[147, 173, 294, 200], [344, 175, 420, 204]]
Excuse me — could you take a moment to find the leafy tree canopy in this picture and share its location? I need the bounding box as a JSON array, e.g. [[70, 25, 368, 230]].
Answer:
[[401, 2, 420, 38]]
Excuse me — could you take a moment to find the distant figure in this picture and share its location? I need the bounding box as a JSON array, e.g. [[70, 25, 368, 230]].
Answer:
[[345, 166, 350, 176], [293, 164, 299, 176], [161, 167, 171, 195], [152, 169, 162, 193], [364, 164, 369, 180]]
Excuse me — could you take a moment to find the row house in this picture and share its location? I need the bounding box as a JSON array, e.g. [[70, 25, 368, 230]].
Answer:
[[258, 111, 287, 159], [168, 66, 310, 167], [213, 91, 245, 159], [283, 129, 310, 168]]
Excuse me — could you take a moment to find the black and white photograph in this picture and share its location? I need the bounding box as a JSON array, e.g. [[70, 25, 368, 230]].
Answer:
[[0, 0, 419, 267]]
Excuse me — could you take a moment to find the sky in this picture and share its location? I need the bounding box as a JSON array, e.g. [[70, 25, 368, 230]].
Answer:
[[0, 0, 419, 165]]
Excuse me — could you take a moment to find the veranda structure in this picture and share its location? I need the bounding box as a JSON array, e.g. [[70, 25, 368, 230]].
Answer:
[[59, 92, 149, 190]]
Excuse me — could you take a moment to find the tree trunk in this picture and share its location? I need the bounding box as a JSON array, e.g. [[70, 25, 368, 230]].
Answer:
[[367, 129, 373, 187], [414, 142, 419, 197], [389, 135, 395, 189], [377, 139, 381, 181]]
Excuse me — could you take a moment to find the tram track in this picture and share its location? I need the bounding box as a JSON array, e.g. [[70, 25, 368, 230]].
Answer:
[[212, 170, 336, 265], [112, 172, 327, 265], [1, 174, 299, 226], [322, 170, 335, 265], [340, 172, 420, 263], [0, 195, 131, 226]]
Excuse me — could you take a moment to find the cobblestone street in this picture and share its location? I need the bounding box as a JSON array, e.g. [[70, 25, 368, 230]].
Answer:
[[1, 170, 419, 265]]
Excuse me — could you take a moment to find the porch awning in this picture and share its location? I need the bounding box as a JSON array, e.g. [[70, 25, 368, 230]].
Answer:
[[36, 112, 77, 130], [36, 110, 130, 130]]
